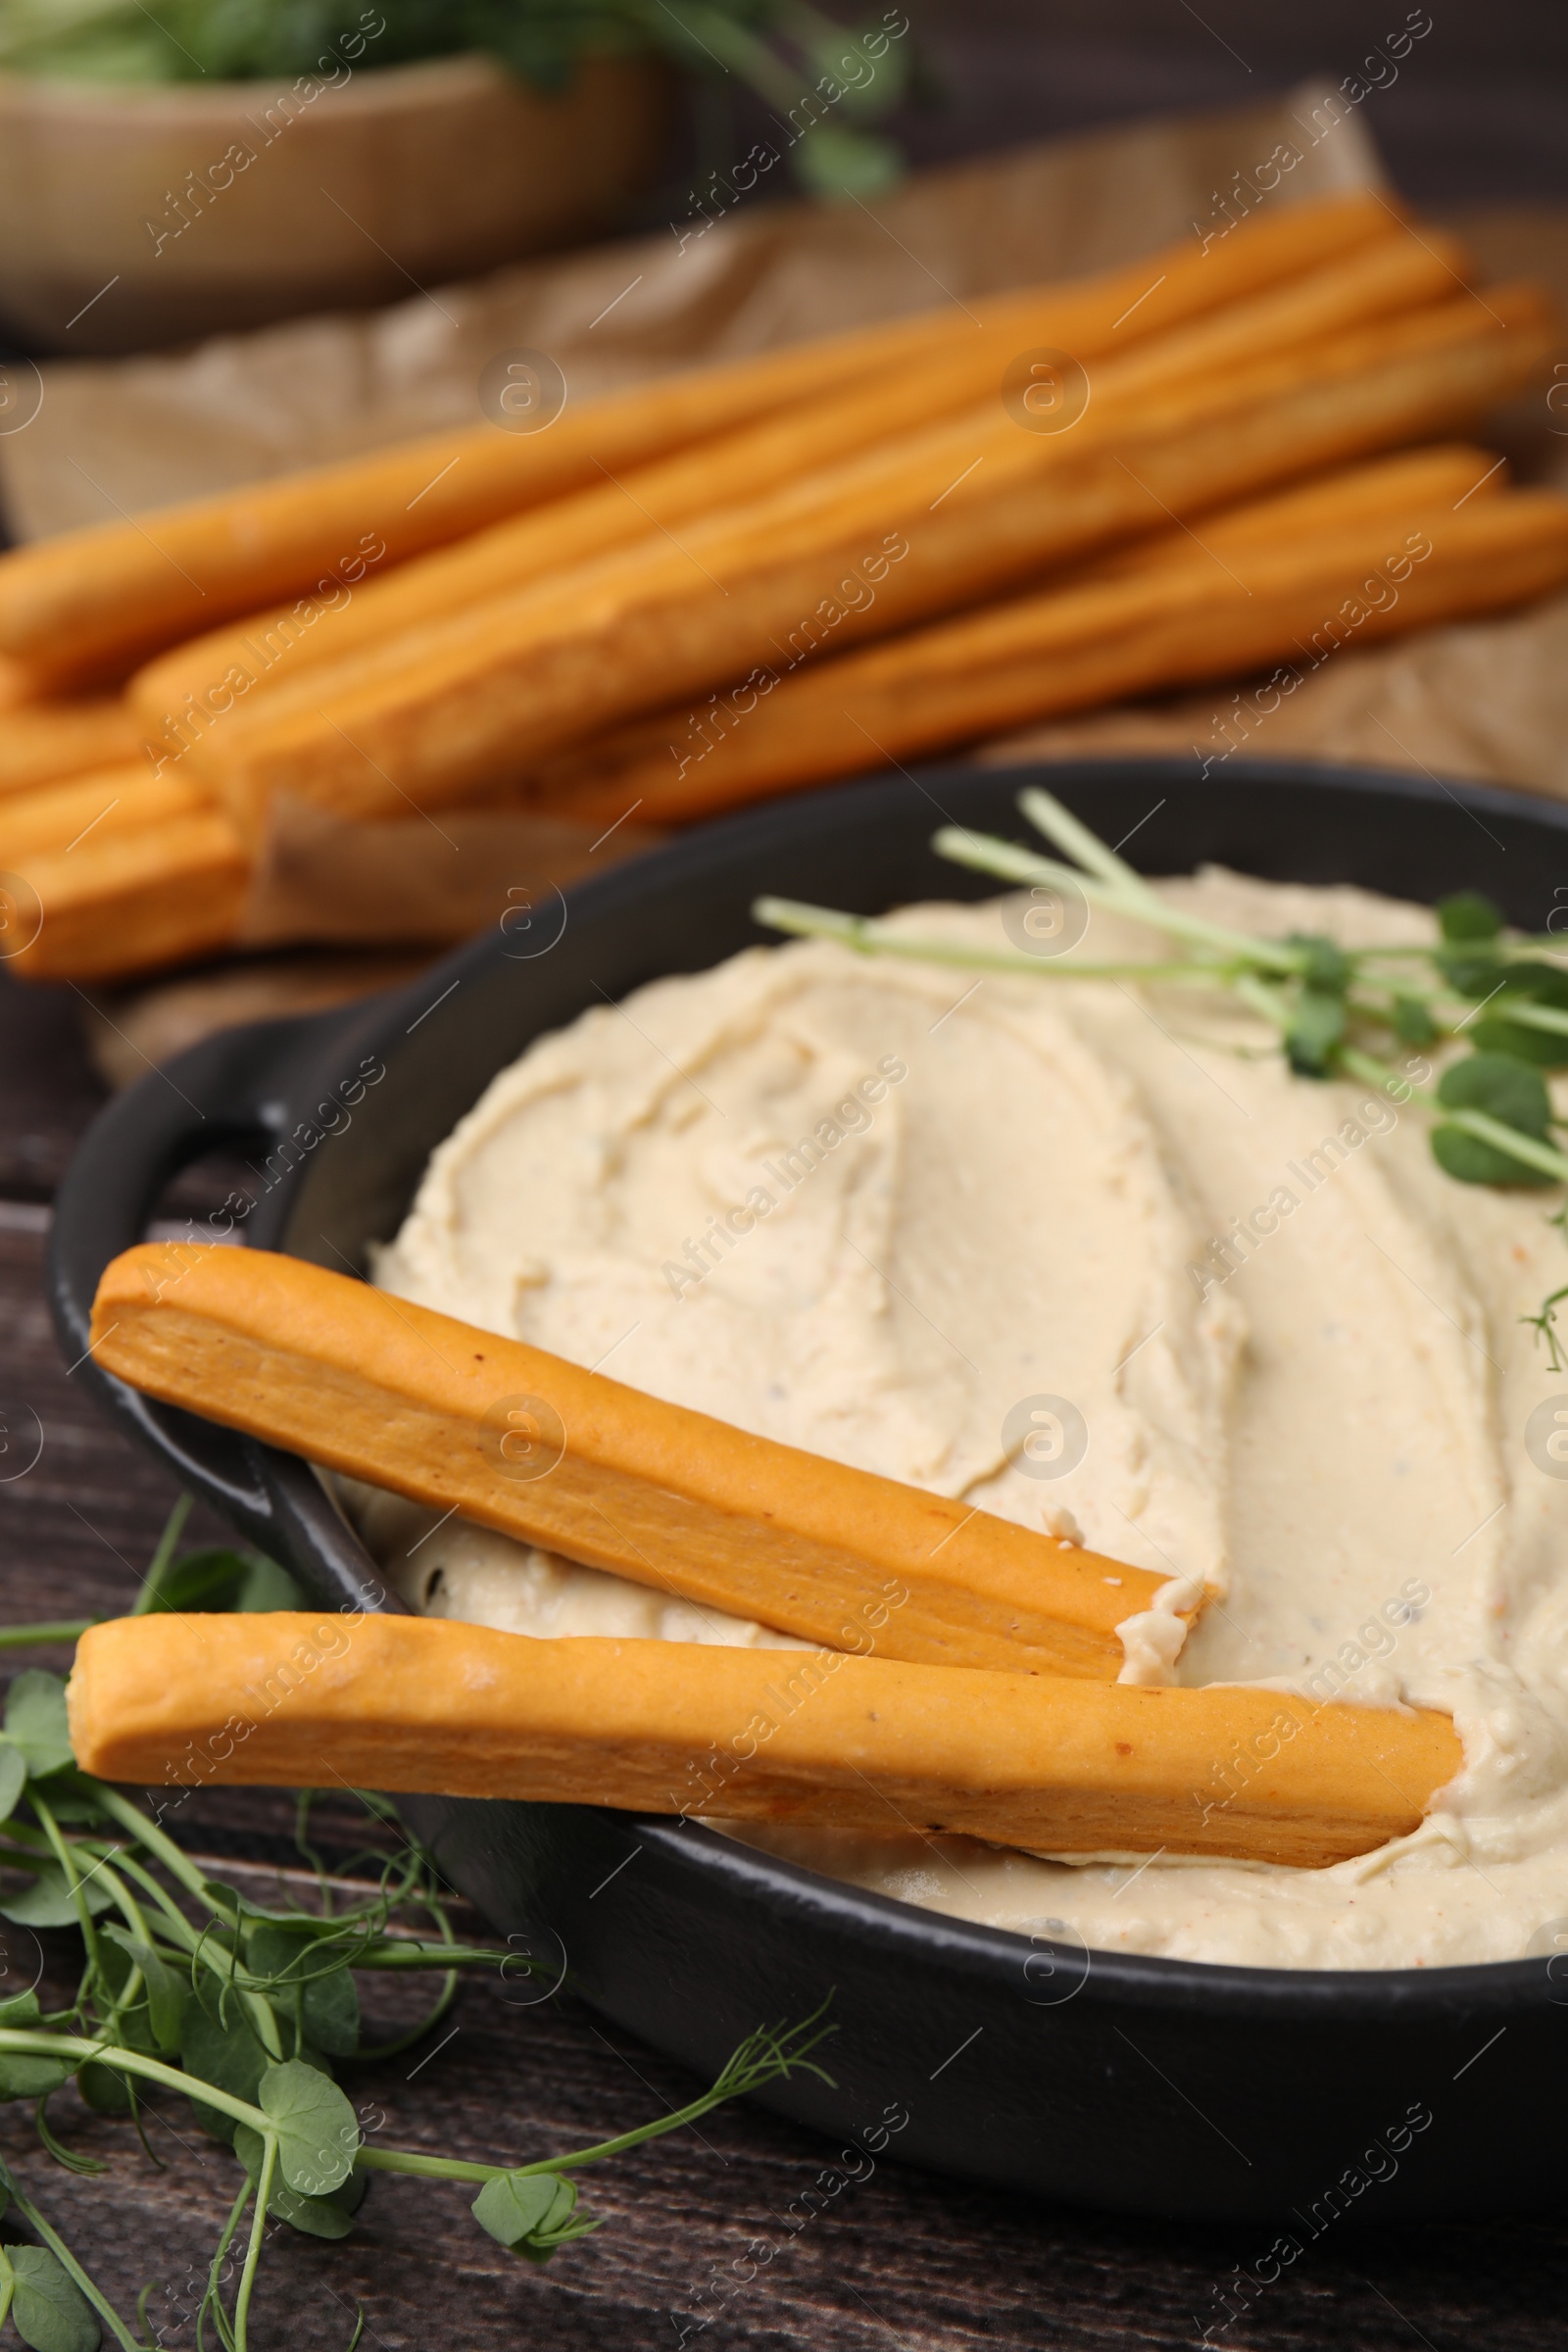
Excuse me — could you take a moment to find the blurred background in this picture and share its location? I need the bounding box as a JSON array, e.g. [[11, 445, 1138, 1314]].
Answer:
[[869, 0, 1568, 203], [0, 0, 1563, 368]]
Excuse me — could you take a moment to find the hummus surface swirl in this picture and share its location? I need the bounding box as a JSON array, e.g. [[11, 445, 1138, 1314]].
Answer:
[[362, 869, 1568, 1971]]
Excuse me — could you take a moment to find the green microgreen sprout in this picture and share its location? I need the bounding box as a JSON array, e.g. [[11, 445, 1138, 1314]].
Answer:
[[0, 1511, 836, 2352], [753, 785, 1568, 1358]]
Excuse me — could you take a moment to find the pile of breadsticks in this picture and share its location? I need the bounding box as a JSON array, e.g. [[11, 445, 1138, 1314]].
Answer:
[[1, 188, 1565, 985]]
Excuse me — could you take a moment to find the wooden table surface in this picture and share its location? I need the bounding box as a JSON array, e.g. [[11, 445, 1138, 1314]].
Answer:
[[2, 966, 1566, 2352]]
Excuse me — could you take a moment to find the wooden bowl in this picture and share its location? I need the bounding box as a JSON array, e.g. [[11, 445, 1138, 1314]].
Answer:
[[0, 51, 671, 354]]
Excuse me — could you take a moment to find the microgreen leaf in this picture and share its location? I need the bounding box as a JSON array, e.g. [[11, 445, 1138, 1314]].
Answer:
[[74, 2064, 133, 2119], [1438, 890, 1503, 942], [1494, 960, 1568, 1002], [28, 1796, 100, 1827], [0, 2016, 67, 2110], [1285, 988, 1347, 1076], [1433, 1053, 1556, 1186], [332, 2165, 369, 2219], [808, 27, 907, 119], [100, 1927, 184, 2053], [270, 2180, 358, 2240], [1484, 1016, 1568, 1063], [0, 2053, 74, 2102], [471, 2171, 563, 2245], [231, 1554, 309, 1611], [471, 2170, 587, 2261], [1437, 1052, 1552, 1130], [137, 1543, 303, 1616], [233, 2124, 357, 2240], [4, 1675, 74, 1779], [1432, 1129, 1559, 1185], [1434, 944, 1504, 996], [793, 122, 902, 198], [257, 2060, 358, 2196], [180, 1987, 269, 2144], [0, 1865, 113, 1931], [246, 1924, 360, 2057], [1393, 995, 1439, 1046], [0, 1743, 26, 1826], [3, 2246, 100, 2352], [1287, 932, 1352, 993], [305, 1973, 360, 2059], [1473, 961, 1568, 1066]]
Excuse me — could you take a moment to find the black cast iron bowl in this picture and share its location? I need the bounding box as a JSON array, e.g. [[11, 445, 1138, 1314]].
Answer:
[[47, 758, 1568, 2222]]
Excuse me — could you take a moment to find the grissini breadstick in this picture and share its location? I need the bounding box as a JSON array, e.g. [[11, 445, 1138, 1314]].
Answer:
[[507, 444, 1518, 814], [0, 763, 211, 866], [0, 697, 144, 798], [6, 806, 248, 982], [131, 221, 1460, 736], [532, 486, 1568, 825], [1053, 222, 1472, 408], [0, 323, 926, 694], [89, 1242, 1198, 1681], [1072, 440, 1504, 581], [65, 1611, 1464, 1869], [0, 191, 1401, 690], [187, 288, 1558, 834]]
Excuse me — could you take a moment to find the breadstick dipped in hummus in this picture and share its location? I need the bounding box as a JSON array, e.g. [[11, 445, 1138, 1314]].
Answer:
[[88, 1242, 1202, 1681], [65, 1611, 1463, 1870]]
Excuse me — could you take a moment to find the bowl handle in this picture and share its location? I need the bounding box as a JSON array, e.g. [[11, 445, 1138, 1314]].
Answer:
[[47, 1009, 360, 1562]]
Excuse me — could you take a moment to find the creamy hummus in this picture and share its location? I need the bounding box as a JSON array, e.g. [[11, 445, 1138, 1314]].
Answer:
[[362, 870, 1568, 1971]]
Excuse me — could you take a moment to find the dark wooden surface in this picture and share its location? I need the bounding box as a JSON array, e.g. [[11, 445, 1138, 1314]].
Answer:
[[5, 967, 1568, 2348], [895, 0, 1568, 206]]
